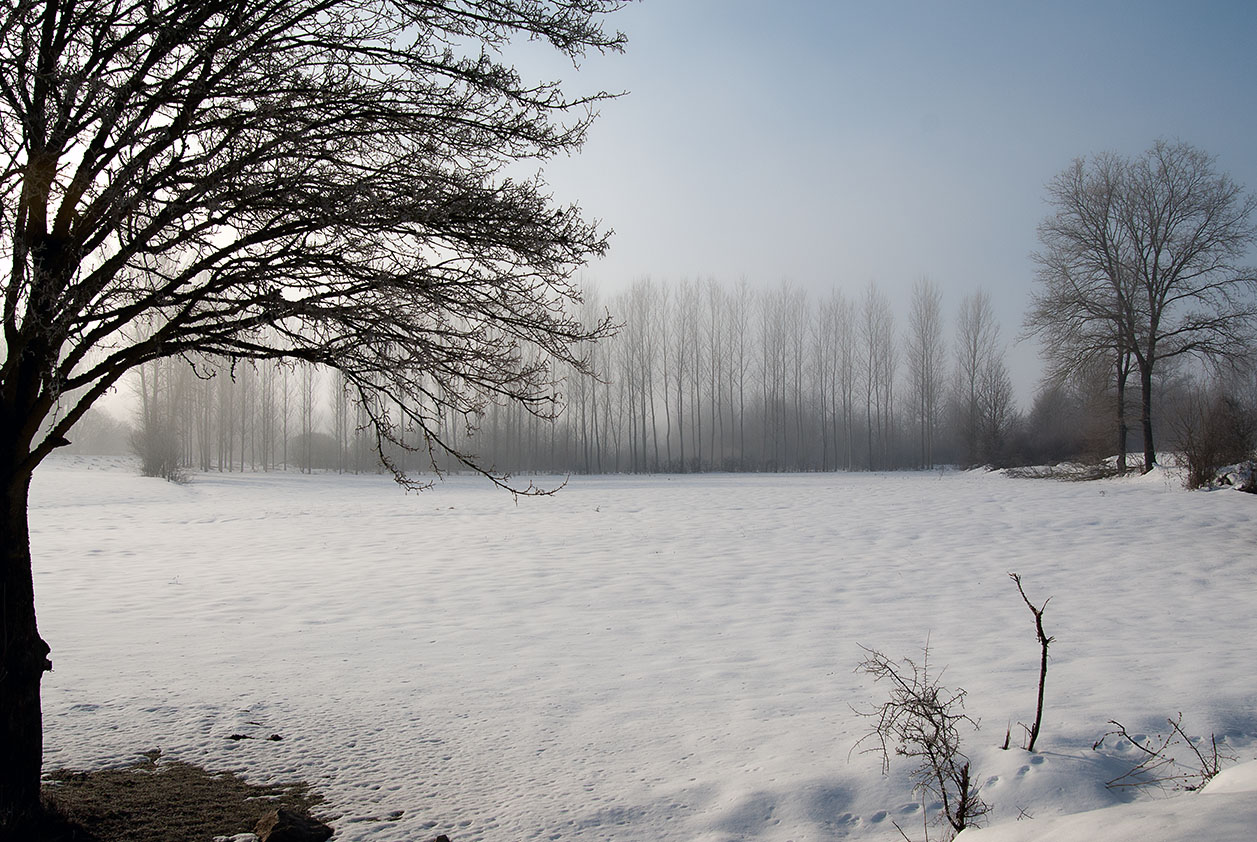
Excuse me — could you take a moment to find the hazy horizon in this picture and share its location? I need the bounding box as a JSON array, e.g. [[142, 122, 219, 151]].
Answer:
[[530, 0, 1257, 403]]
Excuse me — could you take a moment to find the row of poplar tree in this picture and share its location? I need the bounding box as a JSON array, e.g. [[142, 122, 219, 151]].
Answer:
[[105, 275, 1040, 477]]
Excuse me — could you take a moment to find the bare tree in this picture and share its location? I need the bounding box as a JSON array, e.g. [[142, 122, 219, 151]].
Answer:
[[257, 359, 280, 471], [615, 278, 664, 472], [649, 280, 671, 471], [730, 278, 753, 467], [811, 292, 838, 470], [835, 291, 859, 470], [757, 282, 793, 470], [860, 283, 896, 469], [672, 279, 698, 470], [979, 351, 1016, 463], [953, 291, 1008, 465], [685, 280, 705, 470], [1122, 142, 1257, 468], [298, 362, 319, 473], [332, 369, 352, 472], [785, 285, 813, 470], [571, 288, 608, 474], [704, 278, 729, 468], [1029, 142, 1257, 472], [0, 0, 626, 830], [907, 278, 945, 468], [130, 355, 184, 480], [1028, 152, 1142, 473]]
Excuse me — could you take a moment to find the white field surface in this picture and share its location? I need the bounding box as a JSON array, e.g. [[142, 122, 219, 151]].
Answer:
[[30, 456, 1257, 842]]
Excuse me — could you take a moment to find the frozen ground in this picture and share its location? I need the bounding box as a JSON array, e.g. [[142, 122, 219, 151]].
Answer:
[[30, 456, 1257, 841]]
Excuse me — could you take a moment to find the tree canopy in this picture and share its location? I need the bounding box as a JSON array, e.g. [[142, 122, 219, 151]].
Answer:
[[0, 0, 627, 832], [1, 0, 625, 483]]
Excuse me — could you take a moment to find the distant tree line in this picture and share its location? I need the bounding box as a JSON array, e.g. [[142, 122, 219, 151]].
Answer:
[[481, 277, 1022, 474], [69, 140, 1257, 481], [117, 350, 425, 477], [73, 273, 1251, 480]]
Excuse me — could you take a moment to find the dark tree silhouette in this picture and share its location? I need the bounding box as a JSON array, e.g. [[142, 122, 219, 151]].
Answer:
[[0, 0, 625, 831], [1028, 142, 1257, 472]]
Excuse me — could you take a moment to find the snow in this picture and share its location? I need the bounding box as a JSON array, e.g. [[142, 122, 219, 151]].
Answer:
[[30, 456, 1257, 841], [958, 760, 1257, 842]]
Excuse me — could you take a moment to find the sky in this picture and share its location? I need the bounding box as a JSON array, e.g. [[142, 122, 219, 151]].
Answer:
[[528, 0, 1257, 403]]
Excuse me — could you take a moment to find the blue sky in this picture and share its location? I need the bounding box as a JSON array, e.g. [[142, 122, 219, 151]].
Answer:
[[532, 0, 1257, 401]]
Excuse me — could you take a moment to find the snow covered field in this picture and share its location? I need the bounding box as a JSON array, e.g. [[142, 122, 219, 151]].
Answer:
[[30, 457, 1257, 841]]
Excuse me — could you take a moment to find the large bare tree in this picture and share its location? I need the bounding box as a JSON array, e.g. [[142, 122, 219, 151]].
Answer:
[[1028, 152, 1141, 473], [0, 0, 625, 831], [1028, 141, 1257, 471]]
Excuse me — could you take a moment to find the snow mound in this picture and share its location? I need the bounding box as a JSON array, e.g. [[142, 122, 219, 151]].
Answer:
[[1200, 758, 1257, 794], [959, 759, 1257, 842], [1215, 461, 1257, 492]]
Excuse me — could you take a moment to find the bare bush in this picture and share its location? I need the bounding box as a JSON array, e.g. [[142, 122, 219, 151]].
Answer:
[[855, 645, 989, 837], [1095, 713, 1234, 792], [130, 423, 186, 484], [1172, 389, 1256, 489]]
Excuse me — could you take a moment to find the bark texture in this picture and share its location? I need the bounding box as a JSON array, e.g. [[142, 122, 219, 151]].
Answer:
[[0, 468, 51, 836]]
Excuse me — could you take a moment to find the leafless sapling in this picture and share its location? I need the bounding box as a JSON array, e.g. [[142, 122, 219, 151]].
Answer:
[[1009, 573, 1052, 752]]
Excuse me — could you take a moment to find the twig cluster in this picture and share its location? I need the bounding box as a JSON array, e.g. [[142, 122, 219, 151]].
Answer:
[[854, 645, 989, 836], [1095, 713, 1234, 791]]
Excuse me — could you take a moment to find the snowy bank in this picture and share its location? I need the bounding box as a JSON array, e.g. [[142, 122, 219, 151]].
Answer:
[[960, 759, 1257, 842]]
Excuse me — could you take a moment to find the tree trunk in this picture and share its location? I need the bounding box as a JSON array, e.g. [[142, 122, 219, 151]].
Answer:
[[1115, 355, 1129, 475], [1, 467, 52, 835], [1139, 361, 1156, 472]]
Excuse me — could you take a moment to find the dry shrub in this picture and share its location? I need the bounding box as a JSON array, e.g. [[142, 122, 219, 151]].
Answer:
[[854, 645, 989, 838], [1172, 390, 1255, 489]]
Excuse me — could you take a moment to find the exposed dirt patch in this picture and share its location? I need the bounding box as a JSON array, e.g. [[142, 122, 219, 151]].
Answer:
[[39, 752, 326, 842]]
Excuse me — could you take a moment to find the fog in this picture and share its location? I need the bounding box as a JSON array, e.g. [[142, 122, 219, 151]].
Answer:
[[528, 1, 1257, 401]]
